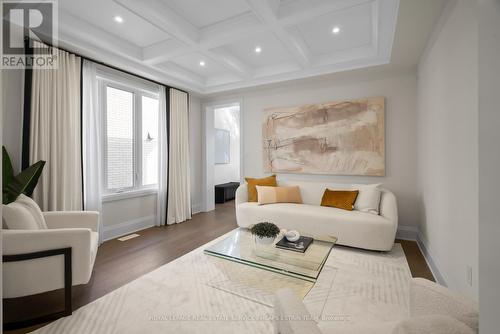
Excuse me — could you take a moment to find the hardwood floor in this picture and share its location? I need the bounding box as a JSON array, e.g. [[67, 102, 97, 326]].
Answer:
[[3, 201, 433, 333]]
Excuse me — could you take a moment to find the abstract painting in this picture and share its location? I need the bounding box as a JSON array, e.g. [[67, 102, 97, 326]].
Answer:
[[262, 96, 385, 176]]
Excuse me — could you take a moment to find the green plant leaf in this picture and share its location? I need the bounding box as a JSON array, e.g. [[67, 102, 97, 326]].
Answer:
[[250, 222, 280, 238], [3, 160, 45, 204], [2, 146, 15, 192], [20, 160, 46, 196]]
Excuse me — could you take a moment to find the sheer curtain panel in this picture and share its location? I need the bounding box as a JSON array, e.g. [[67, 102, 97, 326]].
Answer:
[[82, 60, 103, 240]]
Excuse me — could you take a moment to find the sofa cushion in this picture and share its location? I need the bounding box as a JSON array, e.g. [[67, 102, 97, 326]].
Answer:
[[353, 183, 382, 214], [245, 175, 277, 202], [237, 202, 395, 250], [256, 185, 302, 205], [321, 189, 358, 211]]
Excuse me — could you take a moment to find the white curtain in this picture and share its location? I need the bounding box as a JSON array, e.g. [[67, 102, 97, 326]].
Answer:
[[82, 60, 103, 240], [156, 86, 168, 226], [167, 89, 191, 224], [30, 44, 82, 211]]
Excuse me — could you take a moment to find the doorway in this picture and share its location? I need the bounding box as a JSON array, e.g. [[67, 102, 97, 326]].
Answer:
[[203, 101, 242, 212]]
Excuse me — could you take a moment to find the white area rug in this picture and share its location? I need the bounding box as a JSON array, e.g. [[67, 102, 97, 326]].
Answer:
[[33, 229, 411, 334]]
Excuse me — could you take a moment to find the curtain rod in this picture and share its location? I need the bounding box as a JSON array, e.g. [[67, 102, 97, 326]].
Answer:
[[24, 36, 190, 95]]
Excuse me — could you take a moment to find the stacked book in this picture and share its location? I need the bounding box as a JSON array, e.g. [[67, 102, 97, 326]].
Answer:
[[275, 236, 313, 253]]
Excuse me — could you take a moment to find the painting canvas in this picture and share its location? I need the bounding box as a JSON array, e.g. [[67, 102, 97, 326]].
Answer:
[[262, 96, 385, 176]]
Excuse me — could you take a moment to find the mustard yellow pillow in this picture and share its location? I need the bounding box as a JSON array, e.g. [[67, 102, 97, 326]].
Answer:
[[321, 189, 359, 211], [256, 186, 302, 205], [245, 175, 277, 202]]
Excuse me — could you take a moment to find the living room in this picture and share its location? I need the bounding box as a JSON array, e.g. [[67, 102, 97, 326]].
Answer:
[[1, 0, 499, 333]]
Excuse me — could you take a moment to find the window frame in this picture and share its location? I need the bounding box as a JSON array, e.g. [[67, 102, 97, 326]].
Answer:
[[98, 72, 160, 196]]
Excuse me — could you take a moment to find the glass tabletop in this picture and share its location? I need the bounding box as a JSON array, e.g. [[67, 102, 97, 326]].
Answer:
[[204, 228, 336, 282]]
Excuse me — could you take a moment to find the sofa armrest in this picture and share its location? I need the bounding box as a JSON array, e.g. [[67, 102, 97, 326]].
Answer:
[[43, 211, 99, 232], [379, 190, 398, 224], [409, 278, 478, 331], [2, 228, 94, 298], [235, 184, 248, 205], [274, 289, 322, 334]]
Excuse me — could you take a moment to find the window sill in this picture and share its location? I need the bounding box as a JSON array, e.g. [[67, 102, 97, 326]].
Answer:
[[102, 188, 158, 203]]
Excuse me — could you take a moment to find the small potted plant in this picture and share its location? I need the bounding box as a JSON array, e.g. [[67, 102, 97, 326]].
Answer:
[[250, 222, 280, 245]]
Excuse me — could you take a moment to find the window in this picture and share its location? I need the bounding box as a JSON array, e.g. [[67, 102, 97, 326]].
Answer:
[[105, 87, 134, 190], [100, 75, 159, 194]]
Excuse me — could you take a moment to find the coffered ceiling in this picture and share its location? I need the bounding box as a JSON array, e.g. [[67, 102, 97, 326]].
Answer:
[[54, 0, 400, 93]]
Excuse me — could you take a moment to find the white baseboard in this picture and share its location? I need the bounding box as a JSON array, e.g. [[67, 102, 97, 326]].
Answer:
[[192, 203, 203, 215], [397, 225, 418, 240], [397, 225, 447, 287], [102, 215, 155, 241], [416, 232, 448, 287]]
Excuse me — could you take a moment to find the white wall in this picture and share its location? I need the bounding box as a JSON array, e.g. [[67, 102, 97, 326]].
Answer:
[[417, 0, 478, 300], [1, 69, 23, 173], [204, 68, 419, 227], [189, 95, 203, 213], [479, 0, 500, 330], [101, 194, 156, 240], [214, 106, 240, 185]]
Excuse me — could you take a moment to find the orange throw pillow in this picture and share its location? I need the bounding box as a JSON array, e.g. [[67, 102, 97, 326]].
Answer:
[[256, 186, 302, 205], [244, 175, 277, 202], [321, 189, 359, 211]]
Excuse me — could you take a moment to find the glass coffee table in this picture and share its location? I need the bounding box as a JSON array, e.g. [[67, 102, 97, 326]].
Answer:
[[204, 228, 337, 282]]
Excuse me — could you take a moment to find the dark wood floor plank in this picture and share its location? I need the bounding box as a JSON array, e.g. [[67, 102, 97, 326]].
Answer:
[[3, 200, 433, 333]]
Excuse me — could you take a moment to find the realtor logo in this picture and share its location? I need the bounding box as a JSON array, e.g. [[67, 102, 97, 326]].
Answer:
[[1, 0, 58, 69]]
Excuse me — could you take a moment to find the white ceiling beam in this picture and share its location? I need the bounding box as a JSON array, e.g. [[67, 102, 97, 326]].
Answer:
[[142, 0, 363, 66], [59, 9, 142, 61], [155, 62, 205, 85], [57, 10, 203, 91], [142, 39, 191, 64], [57, 31, 204, 92], [267, 0, 281, 14], [199, 12, 266, 50], [277, 0, 374, 26], [244, 0, 311, 67], [204, 48, 253, 78], [143, 12, 265, 65], [115, 0, 252, 78], [114, 0, 199, 45]]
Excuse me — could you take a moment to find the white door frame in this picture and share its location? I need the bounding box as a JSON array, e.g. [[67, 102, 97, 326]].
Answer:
[[202, 99, 243, 212]]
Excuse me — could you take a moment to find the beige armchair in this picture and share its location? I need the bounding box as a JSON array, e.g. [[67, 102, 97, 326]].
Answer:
[[3, 211, 99, 298], [274, 278, 478, 334], [2, 195, 99, 329]]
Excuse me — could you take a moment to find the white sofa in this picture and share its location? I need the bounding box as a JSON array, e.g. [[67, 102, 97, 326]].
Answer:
[[274, 278, 479, 334], [235, 180, 398, 251], [3, 211, 99, 298]]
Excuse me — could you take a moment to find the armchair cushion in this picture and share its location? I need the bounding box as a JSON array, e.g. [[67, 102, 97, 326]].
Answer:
[[392, 315, 474, 334], [17, 194, 47, 228], [43, 211, 99, 232], [2, 194, 47, 230], [409, 278, 478, 333]]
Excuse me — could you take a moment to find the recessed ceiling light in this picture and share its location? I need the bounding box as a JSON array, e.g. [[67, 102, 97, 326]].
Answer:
[[255, 46, 262, 54], [199, 60, 205, 67], [114, 16, 124, 23], [332, 26, 341, 34]]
